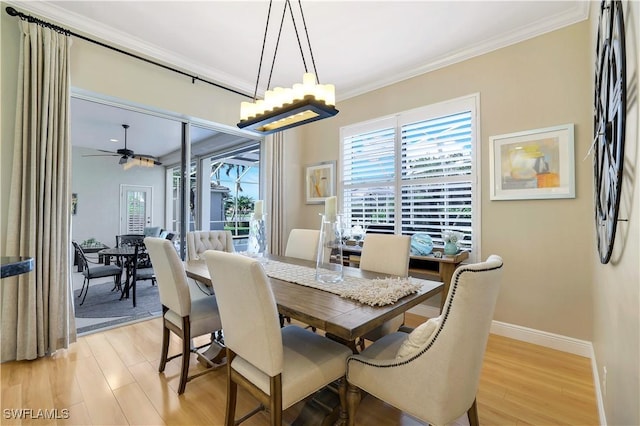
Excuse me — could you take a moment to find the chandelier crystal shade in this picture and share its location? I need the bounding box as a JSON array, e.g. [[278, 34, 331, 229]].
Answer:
[[237, 0, 338, 135]]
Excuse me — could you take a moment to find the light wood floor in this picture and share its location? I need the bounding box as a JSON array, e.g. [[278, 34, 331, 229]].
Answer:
[[0, 313, 598, 425]]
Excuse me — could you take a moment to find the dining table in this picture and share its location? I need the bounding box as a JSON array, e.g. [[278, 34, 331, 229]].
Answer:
[[99, 246, 139, 306], [184, 254, 443, 348]]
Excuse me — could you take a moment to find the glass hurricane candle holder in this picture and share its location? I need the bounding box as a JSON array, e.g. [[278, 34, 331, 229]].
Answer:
[[247, 214, 268, 263], [315, 214, 343, 283]]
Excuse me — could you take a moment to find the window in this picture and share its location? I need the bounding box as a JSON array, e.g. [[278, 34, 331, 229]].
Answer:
[[166, 143, 261, 253], [340, 95, 480, 260]]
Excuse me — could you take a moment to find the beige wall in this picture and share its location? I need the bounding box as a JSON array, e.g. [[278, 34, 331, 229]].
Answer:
[[296, 22, 595, 340], [590, 2, 640, 425], [2, 4, 638, 423]]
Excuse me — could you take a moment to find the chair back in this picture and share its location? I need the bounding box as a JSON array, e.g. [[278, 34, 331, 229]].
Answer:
[[117, 234, 145, 248], [144, 226, 162, 237], [203, 250, 283, 377], [284, 229, 320, 261], [351, 255, 503, 424], [359, 234, 410, 277], [186, 230, 235, 261], [72, 241, 88, 270], [144, 237, 191, 316]]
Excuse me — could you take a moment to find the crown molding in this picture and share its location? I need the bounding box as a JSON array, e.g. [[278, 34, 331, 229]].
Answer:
[[7, 0, 589, 102], [339, 1, 590, 100]]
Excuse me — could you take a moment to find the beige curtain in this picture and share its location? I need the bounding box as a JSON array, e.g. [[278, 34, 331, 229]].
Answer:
[[1, 21, 75, 362], [265, 132, 286, 256]]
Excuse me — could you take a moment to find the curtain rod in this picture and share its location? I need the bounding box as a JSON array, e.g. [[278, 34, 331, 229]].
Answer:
[[5, 6, 252, 99]]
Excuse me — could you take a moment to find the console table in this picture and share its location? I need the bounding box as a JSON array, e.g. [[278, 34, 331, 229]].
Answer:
[[341, 245, 468, 310], [1, 256, 34, 279]]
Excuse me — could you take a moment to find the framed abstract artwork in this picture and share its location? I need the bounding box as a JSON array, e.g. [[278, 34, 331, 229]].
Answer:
[[305, 161, 336, 204], [489, 124, 575, 200]]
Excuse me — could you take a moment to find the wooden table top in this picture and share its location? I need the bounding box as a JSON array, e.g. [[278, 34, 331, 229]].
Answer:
[[184, 255, 443, 342]]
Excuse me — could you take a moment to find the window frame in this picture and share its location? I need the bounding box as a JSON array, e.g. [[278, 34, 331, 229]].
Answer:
[[339, 94, 481, 262]]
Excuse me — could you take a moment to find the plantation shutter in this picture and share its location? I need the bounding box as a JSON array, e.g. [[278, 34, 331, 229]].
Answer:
[[399, 111, 473, 250], [339, 96, 478, 257], [341, 117, 396, 228]]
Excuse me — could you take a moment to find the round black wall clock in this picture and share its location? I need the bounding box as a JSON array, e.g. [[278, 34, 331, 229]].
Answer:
[[593, 0, 626, 264]]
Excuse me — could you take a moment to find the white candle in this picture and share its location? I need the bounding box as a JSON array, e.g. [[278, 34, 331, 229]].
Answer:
[[324, 196, 337, 221], [254, 200, 263, 217]]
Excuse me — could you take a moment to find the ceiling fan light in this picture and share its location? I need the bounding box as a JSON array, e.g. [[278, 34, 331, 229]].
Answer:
[[119, 156, 128, 165]]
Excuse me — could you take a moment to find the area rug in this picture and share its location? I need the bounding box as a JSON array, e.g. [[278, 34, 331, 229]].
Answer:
[[74, 281, 162, 334]]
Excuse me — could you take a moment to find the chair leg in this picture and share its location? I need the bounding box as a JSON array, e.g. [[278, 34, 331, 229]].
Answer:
[[346, 383, 361, 426], [158, 318, 170, 373], [338, 377, 349, 425], [468, 397, 479, 426], [79, 277, 90, 305], [269, 375, 282, 426], [225, 349, 237, 426], [177, 318, 191, 395], [131, 275, 137, 307]]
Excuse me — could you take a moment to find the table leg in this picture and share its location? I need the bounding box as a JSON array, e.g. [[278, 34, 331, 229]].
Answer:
[[120, 259, 132, 301]]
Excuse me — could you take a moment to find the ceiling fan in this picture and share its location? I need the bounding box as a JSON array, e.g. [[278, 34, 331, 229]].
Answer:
[[83, 124, 162, 169]]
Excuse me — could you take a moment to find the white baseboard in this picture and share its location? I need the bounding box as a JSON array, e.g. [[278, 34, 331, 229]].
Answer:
[[408, 307, 593, 357], [590, 346, 608, 426], [407, 307, 606, 424], [490, 320, 593, 357]]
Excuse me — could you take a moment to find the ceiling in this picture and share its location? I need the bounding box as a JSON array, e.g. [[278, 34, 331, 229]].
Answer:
[[8, 1, 589, 159], [70, 96, 256, 161]]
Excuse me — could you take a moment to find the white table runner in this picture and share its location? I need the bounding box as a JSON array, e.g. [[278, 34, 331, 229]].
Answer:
[[262, 260, 425, 306]]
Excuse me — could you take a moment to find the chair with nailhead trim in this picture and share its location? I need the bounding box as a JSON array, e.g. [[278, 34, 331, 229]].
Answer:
[[345, 255, 504, 426]]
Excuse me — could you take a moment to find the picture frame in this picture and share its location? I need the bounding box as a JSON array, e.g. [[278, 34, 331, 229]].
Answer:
[[489, 124, 575, 200], [71, 193, 78, 215], [305, 161, 336, 204]]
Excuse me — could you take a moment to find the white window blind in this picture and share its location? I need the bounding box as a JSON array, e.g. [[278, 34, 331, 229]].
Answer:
[[340, 95, 479, 257]]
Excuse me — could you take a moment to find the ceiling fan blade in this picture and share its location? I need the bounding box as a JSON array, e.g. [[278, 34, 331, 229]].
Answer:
[[82, 153, 119, 157]]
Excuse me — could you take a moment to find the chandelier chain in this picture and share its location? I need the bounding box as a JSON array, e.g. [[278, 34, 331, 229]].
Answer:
[[255, 0, 319, 100], [296, 0, 319, 84], [253, 0, 274, 100], [287, 0, 309, 74], [266, 0, 289, 93]]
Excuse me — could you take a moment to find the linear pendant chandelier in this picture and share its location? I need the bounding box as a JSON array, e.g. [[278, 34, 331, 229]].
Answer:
[[237, 0, 338, 135]]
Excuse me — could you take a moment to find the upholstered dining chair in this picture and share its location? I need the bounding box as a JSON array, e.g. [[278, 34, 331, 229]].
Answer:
[[186, 230, 235, 299], [72, 241, 123, 305], [283, 228, 321, 327], [345, 255, 504, 426], [284, 228, 321, 261], [358, 233, 411, 349], [203, 250, 352, 425], [186, 230, 235, 261], [144, 237, 224, 394]]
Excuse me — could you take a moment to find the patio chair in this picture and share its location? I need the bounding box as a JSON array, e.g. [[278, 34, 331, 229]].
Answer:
[[72, 241, 123, 305]]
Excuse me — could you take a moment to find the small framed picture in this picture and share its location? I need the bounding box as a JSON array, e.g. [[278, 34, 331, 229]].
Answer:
[[489, 124, 575, 200], [305, 161, 336, 204]]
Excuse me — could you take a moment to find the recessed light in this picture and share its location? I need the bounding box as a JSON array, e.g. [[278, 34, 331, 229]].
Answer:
[[110, 138, 118, 143]]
